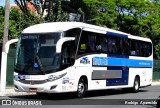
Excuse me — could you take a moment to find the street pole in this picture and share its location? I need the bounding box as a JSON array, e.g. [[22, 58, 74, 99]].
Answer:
[[0, 0, 10, 93]]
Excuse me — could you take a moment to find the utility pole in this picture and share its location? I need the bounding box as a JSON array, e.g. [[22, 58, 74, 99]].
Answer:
[[0, 0, 10, 93]]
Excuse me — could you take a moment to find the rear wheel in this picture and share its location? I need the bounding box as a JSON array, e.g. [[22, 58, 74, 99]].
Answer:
[[76, 79, 86, 98], [132, 77, 140, 93]]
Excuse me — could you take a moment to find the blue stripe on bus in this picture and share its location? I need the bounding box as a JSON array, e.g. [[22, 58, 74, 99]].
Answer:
[[108, 58, 152, 67], [106, 31, 128, 38], [106, 54, 129, 86], [92, 57, 152, 68], [107, 54, 129, 58], [106, 66, 129, 86]]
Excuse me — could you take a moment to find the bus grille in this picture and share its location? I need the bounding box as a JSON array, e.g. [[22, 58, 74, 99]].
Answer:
[[18, 80, 47, 85]]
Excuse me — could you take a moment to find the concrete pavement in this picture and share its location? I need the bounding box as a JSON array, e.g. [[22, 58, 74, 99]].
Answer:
[[0, 81, 160, 97]]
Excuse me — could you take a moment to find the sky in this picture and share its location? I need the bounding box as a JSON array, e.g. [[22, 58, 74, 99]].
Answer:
[[0, 0, 15, 6]]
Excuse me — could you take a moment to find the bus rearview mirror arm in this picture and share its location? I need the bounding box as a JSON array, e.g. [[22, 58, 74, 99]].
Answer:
[[56, 37, 75, 53]]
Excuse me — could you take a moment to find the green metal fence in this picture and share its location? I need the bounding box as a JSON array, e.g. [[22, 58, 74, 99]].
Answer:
[[6, 47, 16, 85], [153, 60, 160, 81], [6, 47, 160, 85]]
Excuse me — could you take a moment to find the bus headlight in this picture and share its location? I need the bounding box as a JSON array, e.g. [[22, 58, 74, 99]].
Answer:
[[48, 72, 67, 82], [14, 75, 19, 81]]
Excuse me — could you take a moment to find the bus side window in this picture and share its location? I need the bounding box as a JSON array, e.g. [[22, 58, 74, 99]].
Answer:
[[78, 31, 96, 55], [68, 42, 75, 65], [123, 38, 130, 55], [100, 36, 108, 53], [61, 44, 69, 65], [95, 35, 102, 52], [78, 33, 88, 54], [61, 41, 75, 67], [146, 43, 152, 56], [87, 35, 95, 52], [108, 38, 117, 54], [119, 38, 123, 54], [130, 40, 137, 56], [142, 42, 151, 57]]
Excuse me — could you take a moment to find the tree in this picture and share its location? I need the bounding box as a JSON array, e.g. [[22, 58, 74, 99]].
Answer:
[[82, 0, 118, 28], [14, 0, 42, 27], [0, 6, 5, 42]]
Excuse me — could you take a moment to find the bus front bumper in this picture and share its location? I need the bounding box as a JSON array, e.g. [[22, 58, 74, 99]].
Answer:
[[14, 80, 75, 93]]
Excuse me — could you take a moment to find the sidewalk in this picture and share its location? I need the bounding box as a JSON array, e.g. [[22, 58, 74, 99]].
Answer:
[[0, 82, 160, 97], [0, 86, 36, 97]]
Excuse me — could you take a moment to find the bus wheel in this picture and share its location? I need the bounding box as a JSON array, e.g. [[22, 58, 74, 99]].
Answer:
[[132, 77, 140, 93], [77, 79, 86, 98]]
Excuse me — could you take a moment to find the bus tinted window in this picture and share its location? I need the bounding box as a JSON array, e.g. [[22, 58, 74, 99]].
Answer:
[[108, 37, 118, 54], [130, 40, 152, 57], [78, 31, 96, 55], [97, 36, 108, 53], [77, 30, 152, 57]]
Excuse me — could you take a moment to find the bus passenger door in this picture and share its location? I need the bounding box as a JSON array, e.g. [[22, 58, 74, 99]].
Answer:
[[61, 41, 76, 91]]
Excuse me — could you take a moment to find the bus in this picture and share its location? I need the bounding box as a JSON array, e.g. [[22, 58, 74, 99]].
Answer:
[[14, 22, 153, 98]]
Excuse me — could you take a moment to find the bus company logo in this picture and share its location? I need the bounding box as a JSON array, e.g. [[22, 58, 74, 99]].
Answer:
[[62, 77, 69, 84], [80, 57, 90, 64], [30, 81, 35, 85]]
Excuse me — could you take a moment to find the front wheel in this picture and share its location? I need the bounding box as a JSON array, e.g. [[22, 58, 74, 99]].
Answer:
[[132, 77, 140, 93], [76, 79, 86, 98]]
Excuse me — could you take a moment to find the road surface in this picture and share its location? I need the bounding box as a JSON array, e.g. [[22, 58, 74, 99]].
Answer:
[[0, 85, 160, 108]]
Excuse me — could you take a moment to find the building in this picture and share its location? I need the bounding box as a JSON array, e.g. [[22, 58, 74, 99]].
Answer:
[[10, 0, 37, 15]]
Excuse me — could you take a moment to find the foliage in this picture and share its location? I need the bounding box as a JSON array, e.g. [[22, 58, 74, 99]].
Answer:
[[0, 6, 5, 42]]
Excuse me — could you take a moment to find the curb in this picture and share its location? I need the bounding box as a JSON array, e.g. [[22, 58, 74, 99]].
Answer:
[[0, 88, 36, 97], [0, 92, 35, 97], [0, 91, 36, 97], [152, 82, 160, 86]]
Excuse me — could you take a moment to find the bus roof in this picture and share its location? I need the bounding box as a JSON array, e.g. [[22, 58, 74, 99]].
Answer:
[[22, 22, 151, 42]]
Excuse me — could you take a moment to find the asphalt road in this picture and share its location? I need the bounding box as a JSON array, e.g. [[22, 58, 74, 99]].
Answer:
[[0, 85, 160, 108]]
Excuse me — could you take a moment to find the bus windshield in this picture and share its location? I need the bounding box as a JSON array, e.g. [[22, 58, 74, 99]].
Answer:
[[15, 33, 62, 75]]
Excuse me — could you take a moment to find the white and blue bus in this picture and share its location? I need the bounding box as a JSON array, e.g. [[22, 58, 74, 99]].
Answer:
[[14, 22, 153, 97]]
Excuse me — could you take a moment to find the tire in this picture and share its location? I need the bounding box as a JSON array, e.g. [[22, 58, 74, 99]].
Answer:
[[76, 79, 86, 98], [132, 77, 140, 93]]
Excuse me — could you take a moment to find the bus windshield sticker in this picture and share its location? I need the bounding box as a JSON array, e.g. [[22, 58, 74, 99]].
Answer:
[[34, 62, 38, 68], [80, 44, 86, 50]]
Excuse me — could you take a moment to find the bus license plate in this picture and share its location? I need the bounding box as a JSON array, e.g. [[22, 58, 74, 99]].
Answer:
[[29, 88, 37, 92]]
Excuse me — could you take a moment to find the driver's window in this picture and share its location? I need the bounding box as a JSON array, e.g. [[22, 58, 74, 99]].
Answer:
[[61, 41, 75, 67]]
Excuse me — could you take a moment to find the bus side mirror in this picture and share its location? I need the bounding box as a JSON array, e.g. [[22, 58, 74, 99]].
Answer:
[[56, 37, 75, 53]]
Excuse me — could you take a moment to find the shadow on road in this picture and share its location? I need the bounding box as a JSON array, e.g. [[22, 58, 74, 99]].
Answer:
[[9, 88, 148, 100], [85, 89, 148, 98]]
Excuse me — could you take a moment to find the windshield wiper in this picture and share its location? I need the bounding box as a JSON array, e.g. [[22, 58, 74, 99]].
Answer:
[[22, 54, 45, 75], [35, 54, 45, 75]]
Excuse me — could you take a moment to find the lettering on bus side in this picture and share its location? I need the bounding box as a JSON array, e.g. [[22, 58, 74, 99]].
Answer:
[[80, 57, 90, 64], [92, 57, 108, 66]]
